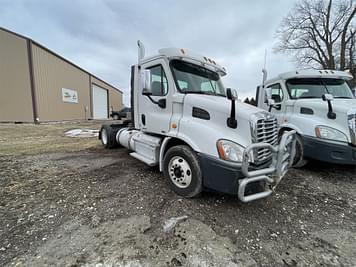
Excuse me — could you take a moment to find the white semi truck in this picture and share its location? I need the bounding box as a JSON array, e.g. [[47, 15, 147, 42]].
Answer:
[[256, 70, 356, 167], [99, 42, 296, 202]]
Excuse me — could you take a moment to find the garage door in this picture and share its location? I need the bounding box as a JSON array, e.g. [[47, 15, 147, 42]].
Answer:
[[92, 85, 108, 119]]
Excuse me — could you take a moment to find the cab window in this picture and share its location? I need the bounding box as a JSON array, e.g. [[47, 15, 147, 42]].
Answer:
[[147, 65, 168, 96], [268, 83, 284, 103]]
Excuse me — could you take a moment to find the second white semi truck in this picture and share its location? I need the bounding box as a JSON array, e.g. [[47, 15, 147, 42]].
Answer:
[[256, 70, 356, 167], [99, 42, 296, 202]]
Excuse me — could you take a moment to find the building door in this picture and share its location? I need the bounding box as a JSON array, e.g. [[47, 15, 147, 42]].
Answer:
[[92, 85, 108, 119]]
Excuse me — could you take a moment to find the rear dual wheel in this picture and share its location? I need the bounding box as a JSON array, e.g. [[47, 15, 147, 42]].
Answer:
[[99, 125, 121, 149]]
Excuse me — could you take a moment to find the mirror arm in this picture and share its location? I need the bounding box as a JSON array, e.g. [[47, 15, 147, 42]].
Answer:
[[227, 99, 237, 128], [326, 100, 336, 119], [145, 95, 166, 109]]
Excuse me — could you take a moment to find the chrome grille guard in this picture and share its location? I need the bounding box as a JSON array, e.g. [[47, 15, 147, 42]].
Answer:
[[238, 130, 296, 202], [347, 110, 356, 145]]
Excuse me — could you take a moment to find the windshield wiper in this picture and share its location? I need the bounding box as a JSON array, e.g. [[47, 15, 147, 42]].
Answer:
[[298, 96, 319, 99], [183, 91, 226, 97], [183, 91, 215, 95], [334, 96, 352, 99]]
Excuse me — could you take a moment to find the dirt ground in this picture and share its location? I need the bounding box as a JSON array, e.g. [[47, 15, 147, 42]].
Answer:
[[0, 122, 356, 267]]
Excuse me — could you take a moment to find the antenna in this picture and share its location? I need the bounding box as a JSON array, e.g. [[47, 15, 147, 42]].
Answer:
[[262, 48, 267, 87], [137, 40, 145, 63]]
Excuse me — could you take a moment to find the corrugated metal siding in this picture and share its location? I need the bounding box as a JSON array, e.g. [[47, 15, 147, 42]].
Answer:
[[31, 44, 91, 121], [91, 76, 123, 113], [0, 29, 33, 122]]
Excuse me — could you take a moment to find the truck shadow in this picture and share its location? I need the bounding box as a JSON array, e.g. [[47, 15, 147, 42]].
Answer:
[[302, 160, 356, 181]]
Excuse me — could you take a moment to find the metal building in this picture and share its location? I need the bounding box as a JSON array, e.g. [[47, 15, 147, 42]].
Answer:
[[0, 27, 123, 123]]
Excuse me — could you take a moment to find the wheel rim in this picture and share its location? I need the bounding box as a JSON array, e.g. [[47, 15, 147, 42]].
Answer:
[[168, 156, 192, 189], [101, 129, 108, 145]]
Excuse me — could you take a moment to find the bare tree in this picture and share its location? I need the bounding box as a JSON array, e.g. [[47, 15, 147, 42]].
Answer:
[[275, 0, 356, 84]]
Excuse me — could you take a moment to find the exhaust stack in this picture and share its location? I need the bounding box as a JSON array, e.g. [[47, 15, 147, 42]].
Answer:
[[137, 40, 145, 63]]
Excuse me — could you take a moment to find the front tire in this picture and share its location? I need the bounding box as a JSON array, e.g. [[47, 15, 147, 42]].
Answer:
[[292, 135, 308, 168], [163, 145, 203, 198]]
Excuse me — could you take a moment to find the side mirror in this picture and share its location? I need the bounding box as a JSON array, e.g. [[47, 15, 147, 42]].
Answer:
[[265, 88, 272, 103], [322, 94, 334, 101], [226, 88, 238, 100], [141, 69, 152, 95], [267, 99, 275, 106]]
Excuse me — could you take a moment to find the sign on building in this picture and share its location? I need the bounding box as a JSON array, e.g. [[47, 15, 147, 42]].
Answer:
[[62, 88, 78, 103]]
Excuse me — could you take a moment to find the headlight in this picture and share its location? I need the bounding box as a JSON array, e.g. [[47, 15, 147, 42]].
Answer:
[[315, 126, 348, 142], [217, 140, 253, 162]]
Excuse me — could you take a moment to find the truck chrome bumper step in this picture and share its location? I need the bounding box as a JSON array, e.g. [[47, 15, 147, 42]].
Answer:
[[238, 175, 273, 203]]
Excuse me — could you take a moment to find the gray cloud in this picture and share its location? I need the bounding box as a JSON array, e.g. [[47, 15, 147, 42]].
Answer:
[[1, 0, 297, 104]]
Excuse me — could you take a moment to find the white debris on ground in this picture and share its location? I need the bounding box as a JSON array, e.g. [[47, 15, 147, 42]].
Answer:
[[163, 215, 188, 232], [64, 129, 99, 138]]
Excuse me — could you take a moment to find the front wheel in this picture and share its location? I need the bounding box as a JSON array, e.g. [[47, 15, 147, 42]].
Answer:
[[163, 145, 203, 198], [292, 135, 308, 168]]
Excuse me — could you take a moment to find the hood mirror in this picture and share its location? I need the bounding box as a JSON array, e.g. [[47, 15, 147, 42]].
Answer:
[[226, 88, 238, 101], [226, 88, 238, 129]]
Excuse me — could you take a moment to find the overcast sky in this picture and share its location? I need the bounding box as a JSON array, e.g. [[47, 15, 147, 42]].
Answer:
[[1, 0, 297, 105]]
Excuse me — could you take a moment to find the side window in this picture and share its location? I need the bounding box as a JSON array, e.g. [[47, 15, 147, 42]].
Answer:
[[147, 65, 168, 96], [268, 83, 284, 103]]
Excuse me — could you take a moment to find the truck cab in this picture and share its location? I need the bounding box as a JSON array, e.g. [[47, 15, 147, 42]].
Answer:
[[99, 42, 296, 202], [256, 70, 356, 166]]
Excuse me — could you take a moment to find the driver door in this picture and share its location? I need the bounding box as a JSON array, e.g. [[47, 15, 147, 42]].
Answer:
[[138, 60, 173, 134]]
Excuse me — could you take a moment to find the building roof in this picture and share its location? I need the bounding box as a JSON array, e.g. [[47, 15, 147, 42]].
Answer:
[[0, 27, 122, 93]]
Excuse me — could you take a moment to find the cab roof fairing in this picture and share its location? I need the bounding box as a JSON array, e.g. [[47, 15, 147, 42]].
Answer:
[[262, 69, 353, 86], [158, 48, 227, 77]]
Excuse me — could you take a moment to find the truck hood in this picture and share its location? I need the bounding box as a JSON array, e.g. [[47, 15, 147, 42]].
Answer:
[[182, 94, 267, 147], [184, 94, 263, 120], [291, 98, 356, 143], [293, 98, 356, 114]]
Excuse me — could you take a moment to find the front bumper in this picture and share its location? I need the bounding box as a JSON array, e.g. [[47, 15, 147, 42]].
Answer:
[[303, 136, 356, 165], [199, 130, 296, 202]]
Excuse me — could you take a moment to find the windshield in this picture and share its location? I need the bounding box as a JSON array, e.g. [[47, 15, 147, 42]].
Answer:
[[171, 60, 226, 96], [286, 78, 354, 99]]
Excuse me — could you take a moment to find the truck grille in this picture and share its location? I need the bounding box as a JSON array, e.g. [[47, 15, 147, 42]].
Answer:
[[251, 113, 278, 163], [348, 112, 356, 145]]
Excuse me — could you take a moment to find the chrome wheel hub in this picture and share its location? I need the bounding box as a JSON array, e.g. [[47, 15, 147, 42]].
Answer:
[[168, 156, 192, 189]]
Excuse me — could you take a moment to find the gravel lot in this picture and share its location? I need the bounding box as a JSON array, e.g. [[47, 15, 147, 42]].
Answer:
[[0, 122, 356, 266]]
